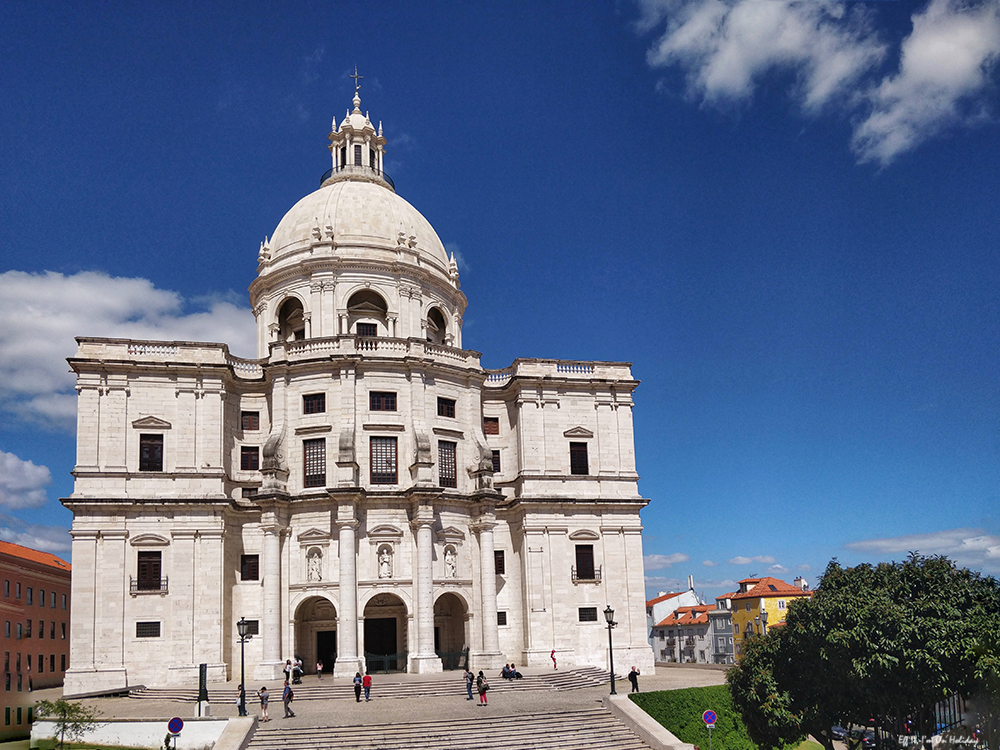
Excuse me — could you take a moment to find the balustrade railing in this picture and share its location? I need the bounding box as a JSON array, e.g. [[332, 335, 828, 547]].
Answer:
[[571, 565, 602, 583], [130, 576, 169, 594], [321, 164, 395, 190]]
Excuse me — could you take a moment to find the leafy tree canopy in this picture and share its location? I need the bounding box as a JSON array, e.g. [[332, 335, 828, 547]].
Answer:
[[728, 554, 1000, 750], [35, 699, 101, 750]]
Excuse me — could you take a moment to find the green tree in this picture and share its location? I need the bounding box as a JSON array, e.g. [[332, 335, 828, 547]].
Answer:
[[34, 699, 101, 749], [728, 554, 1000, 750]]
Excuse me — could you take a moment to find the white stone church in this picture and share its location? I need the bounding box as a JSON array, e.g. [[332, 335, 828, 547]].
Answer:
[[62, 88, 654, 692]]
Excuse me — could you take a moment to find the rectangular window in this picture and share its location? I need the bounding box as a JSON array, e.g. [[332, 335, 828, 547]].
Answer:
[[3, 708, 7, 724], [483, 417, 499, 435], [61, 594, 66, 610], [135, 622, 161, 638], [354, 144, 362, 166], [303, 438, 326, 488], [243, 619, 260, 636], [241, 411, 260, 431], [51, 592, 55, 608], [37, 654, 42, 673], [369, 391, 396, 411], [494, 550, 505, 575], [49, 622, 54, 639], [26, 655, 30, 671], [136, 551, 162, 591], [25, 621, 30, 638], [370, 437, 398, 484], [437, 397, 456, 418], [50, 654, 55, 672], [369, 148, 377, 170], [16, 624, 21, 640], [240, 446, 260, 471], [16, 674, 21, 692], [303, 393, 326, 414], [241, 487, 258, 498], [26, 588, 32, 606], [39, 590, 44, 608], [61, 654, 66, 670], [37, 621, 43, 639], [778, 600, 786, 609], [61, 623, 66, 639], [497, 611, 508, 626], [575, 544, 596, 580], [15, 655, 20, 672], [746, 603, 751, 612], [733, 623, 739, 634], [16, 583, 21, 599], [570, 442, 589, 475], [491, 450, 501, 473], [438, 441, 457, 488], [16, 706, 20, 722], [139, 433, 164, 471], [356, 322, 378, 337], [240, 554, 259, 582], [578, 607, 598, 622]]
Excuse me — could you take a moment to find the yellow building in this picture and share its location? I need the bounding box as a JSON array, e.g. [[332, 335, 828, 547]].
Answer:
[[731, 576, 811, 657]]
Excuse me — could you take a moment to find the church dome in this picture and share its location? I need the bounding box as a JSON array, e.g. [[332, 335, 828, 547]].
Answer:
[[265, 179, 450, 270]]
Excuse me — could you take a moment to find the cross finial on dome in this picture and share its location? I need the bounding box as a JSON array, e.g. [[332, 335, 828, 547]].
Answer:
[[350, 65, 363, 93]]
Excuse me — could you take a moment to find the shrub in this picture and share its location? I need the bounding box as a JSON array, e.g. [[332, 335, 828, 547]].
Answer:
[[630, 684, 759, 750]]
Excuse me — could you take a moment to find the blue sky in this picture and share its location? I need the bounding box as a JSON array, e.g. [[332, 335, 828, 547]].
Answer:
[[1, 0, 998, 602]]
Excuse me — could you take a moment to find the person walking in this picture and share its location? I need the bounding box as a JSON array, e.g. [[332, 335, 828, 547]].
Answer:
[[316, 660, 323, 680], [362, 671, 372, 701], [353, 672, 363, 702], [258, 686, 270, 722], [476, 670, 489, 706], [282, 680, 296, 718], [628, 666, 640, 693], [236, 684, 247, 716], [464, 668, 474, 700]]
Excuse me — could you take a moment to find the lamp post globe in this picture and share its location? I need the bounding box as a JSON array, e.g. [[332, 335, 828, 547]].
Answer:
[[236, 617, 251, 717], [604, 605, 617, 695], [761, 608, 768, 635]]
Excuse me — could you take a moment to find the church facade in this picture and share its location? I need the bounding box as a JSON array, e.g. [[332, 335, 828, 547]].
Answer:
[[62, 90, 654, 692]]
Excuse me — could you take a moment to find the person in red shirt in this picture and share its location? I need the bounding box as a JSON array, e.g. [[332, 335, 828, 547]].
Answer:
[[362, 671, 372, 701]]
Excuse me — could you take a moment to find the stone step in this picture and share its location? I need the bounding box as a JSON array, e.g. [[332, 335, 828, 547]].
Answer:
[[128, 667, 615, 703], [245, 707, 650, 750]]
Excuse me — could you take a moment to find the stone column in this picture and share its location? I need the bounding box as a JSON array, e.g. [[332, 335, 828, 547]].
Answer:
[[254, 521, 284, 679], [334, 499, 362, 678], [62, 529, 103, 694], [408, 501, 442, 673], [471, 504, 504, 671]]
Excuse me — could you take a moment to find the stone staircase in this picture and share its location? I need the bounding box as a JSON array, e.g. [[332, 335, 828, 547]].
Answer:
[[244, 706, 651, 750], [127, 667, 615, 703]]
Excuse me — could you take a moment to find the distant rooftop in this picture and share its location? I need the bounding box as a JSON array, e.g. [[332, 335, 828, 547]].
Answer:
[[0, 540, 71, 572]]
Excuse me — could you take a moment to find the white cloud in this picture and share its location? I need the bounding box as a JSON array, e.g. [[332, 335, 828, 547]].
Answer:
[[0, 518, 71, 555], [644, 552, 691, 570], [796, 563, 812, 571], [852, 0, 1000, 164], [640, 0, 1000, 164], [729, 554, 776, 565], [0, 270, 256, 430], [0, 451, 51, 509], [846, 527, 1000, 574], [702, 559, 718, 567], [645, 574, 686, 592], [768, 563, 790, 573]]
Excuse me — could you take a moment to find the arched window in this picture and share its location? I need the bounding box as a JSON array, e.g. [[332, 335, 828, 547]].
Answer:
[[347, 290, 388, 337], [277, 298, 305, 341], [426, 307, 447, 345]]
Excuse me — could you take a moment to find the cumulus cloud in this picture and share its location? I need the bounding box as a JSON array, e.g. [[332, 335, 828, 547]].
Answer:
[[852, 0, 1000, 164], [0, 515, 71, 555], [639, 0, 1000, 165], [0, 270, 256, 430], [768, 563, 790, 573], [729, 554, 776, 565], [702, 559, 718, 567], [846, 527, 1000, 574], [645, 574, 687, 592], [645, 552, 691, 570], [0, 451, 51, 509]]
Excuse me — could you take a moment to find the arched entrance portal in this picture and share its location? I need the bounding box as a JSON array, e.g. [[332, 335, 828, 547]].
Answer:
[[295, 596, 337, 676], [434, 592, 469, 670], [363, 593, 408, 673]]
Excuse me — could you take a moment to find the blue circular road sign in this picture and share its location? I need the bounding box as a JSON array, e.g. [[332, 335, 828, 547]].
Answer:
[[168, 717, 184, 735], [703, 710, 717, 726]]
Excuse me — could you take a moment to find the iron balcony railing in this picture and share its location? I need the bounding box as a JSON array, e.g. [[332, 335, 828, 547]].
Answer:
[[130, 576, 168, 594], [320, 164, 395, 190], [571, 565, 602, 583]]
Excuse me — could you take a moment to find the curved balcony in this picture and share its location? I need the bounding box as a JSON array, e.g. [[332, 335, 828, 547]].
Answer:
[[320, 164, 395, 191]]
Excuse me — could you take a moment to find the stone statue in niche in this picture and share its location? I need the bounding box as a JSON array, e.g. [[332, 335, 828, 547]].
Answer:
[[444, 547, 457, 578], [307, 548, 323, 582], [378, 546, 393, 579]]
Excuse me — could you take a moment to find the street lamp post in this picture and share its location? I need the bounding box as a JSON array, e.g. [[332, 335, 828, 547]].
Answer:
[[761, 608, 768, 636], [236, 617, 252, 717], [604, 605, 617, 695]]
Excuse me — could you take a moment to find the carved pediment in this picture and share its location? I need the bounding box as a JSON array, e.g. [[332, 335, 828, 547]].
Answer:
[[297, 527, 332, 544], [436, 526, 466, 545], [563, 426, 594, 438], [569, 529, 600, 541], [130, 533, 169, 547], [368, 524, 404, 543], [132, 416, 171, 430]]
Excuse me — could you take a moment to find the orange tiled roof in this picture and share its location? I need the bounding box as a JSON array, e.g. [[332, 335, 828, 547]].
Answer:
[[654, 604, 715, 627], [731, 576, 809, 600], [646, 591, 687, 607], [716, 592, 736, 600], [0, 541, 71, 572]]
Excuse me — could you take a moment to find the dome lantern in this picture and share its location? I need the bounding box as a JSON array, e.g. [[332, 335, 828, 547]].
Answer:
[[323, 74, 392, 191]]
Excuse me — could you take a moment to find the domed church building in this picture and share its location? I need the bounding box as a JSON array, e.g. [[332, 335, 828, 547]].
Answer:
[[62, 88, 654, 692]]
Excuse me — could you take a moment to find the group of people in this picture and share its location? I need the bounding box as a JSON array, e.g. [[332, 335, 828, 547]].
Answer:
[[353, 671, 373, 702], [499, 663, 523, 680], [464, 668, 491, 705], [282, 657, 304, 684]]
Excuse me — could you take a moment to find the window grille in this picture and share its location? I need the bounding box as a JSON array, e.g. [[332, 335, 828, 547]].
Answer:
[[578, 607, 598, 622], [241, 411, 260, 431], [439, 441, 457, 488], [357, 322, 378, 337], [497, 611, 507, 626], [136, 622, 161, 638], [240, 446, 259, 471], [139, 434, 164, 471], [136, 551, 163, 591], [370, 392, 396, 411], [437, 398, 456, 418], [570, 442, 589, 475], [575, 544, 596, 579], [303, 438, 326, 488], [494, 550, 505, 575], [370, 437, 397, 484], [240, 555, 259, 581], [303, 393, 326, 414], [491, 450, 501, 473], [483, 417, 499, 435]]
